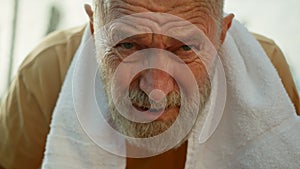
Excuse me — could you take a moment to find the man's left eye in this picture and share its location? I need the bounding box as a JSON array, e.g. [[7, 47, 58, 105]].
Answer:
[[119, 43, 135, 49], [181, 45, 192, 51]]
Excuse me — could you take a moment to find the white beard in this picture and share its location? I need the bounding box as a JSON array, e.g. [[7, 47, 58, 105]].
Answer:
[[105, 80, 211, 155]]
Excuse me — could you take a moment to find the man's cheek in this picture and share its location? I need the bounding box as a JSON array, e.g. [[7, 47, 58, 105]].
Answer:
[[190, 61, 209, 81], [110, 63, 138, 97], [174, 62, 206, 90]]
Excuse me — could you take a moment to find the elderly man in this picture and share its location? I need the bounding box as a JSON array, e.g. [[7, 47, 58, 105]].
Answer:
[[1, 0, 300, 169]]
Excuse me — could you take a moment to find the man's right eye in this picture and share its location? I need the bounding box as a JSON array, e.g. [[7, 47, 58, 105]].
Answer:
[[118, 43, 135, 49], [113, 42, 139, 60]]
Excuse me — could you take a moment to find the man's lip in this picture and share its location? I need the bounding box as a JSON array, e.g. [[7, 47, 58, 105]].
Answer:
[[132, 103, 150, 112], [132, 103, 179, 121], [132, 103, 165, 114]]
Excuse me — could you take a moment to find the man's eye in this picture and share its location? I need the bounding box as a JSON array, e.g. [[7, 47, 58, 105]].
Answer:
[[119, 43, 135, 49], [181, 45, 192, 51]]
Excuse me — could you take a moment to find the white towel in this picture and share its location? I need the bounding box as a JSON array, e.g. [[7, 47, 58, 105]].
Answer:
[[42, 20, 300, 169], [41, 26, 126, 169], [187, 20, 300, 169]]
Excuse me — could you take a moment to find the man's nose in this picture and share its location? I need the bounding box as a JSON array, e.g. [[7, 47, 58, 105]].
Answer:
[[139, 69, 176, 102]]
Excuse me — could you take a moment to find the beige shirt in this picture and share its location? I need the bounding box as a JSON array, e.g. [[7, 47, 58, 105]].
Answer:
[[0, 25, 299, 169]]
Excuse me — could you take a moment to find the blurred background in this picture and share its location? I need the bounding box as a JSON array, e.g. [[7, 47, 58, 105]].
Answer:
[[0, 0, 299, 100]]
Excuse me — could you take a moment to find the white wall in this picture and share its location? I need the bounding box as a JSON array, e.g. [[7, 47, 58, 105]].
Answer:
[[0, 0, 90, 97]]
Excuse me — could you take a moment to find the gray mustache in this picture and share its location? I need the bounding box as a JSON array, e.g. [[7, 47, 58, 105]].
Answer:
[[129, 89, 181, 110]]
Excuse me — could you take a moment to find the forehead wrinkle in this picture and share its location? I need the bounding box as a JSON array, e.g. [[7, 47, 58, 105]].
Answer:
[[109, 0, 150, 16], [108, 1, 180, 31], [108, 15, 166, 38], [95, 0, 222, 26], [169, 10, 212, 36], [97, 0, 221, 47], [121, 0, 181, 12], [107, 18, 211, 48], [108, 0, 213, 16], [110, 9, 213, 36], [167, 1, 210, 14]]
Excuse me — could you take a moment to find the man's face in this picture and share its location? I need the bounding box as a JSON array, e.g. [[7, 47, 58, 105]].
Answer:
[[95, 0, 219, 148]]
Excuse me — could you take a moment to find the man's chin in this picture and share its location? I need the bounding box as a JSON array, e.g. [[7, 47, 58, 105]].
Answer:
[[124, 121, 181, 155], [110, 118, 175, 155], [123, 121, 192, 156], [110, 108, 195, 155]]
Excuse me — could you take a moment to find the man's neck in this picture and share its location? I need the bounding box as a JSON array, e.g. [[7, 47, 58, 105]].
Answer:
[[126, 141, 188, 169]]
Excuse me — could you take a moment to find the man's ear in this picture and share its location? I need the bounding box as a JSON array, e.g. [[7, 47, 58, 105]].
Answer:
[[84, 4, 94, 35], [220, 14, 234, 44]]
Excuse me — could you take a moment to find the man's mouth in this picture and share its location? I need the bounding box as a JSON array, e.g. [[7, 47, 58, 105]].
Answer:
[[132, 103, 164, 113], [131, 102, 181, 122], [128, 90, 181, 121]]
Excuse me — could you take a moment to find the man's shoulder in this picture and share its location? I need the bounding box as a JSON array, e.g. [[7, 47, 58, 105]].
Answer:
[[253, 33, 278, 60], [36, 25, 85, 52], [17, 24, 86, 82], [19, 24, 86, 72], [253, 33, 275, 45]]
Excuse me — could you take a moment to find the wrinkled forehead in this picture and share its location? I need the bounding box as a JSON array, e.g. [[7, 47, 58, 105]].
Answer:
[[99, 13, 210, 48], [94, 0, 220, 43], [95, 0, 219, 28], [106, 0, 213, 16]]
